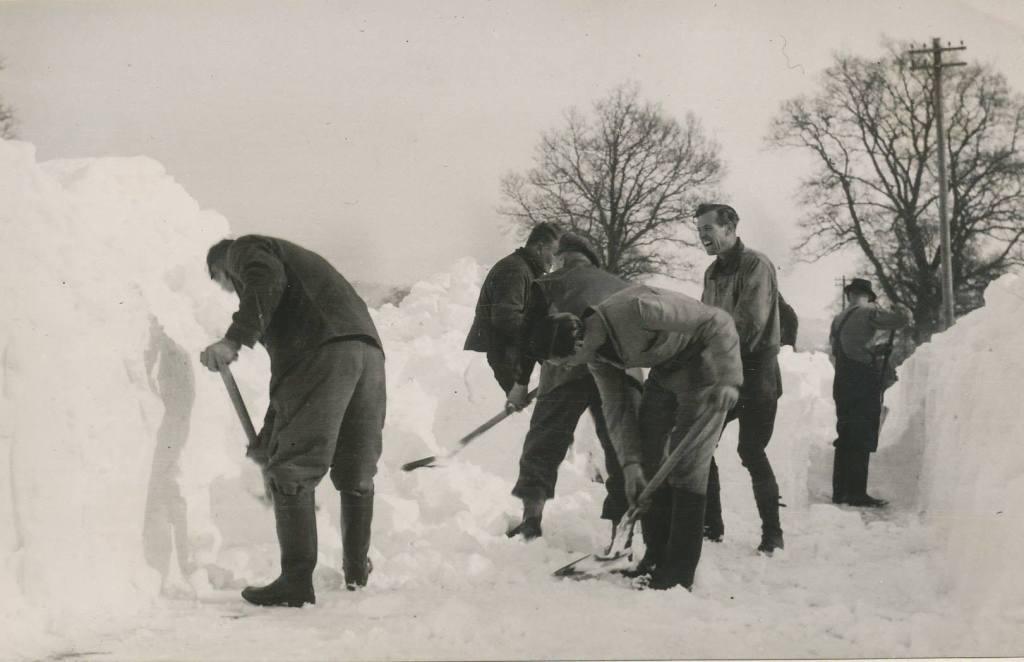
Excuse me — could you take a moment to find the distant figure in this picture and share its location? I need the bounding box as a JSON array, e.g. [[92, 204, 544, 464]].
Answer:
[[778, 293, 798, 349], [504, 233, 639, 541], [695, 203, 785, 555], [200, 235, 385, 606], [464, 223, 560, 394], [829, 277, 908, 508], [529, 284, 742, 591]]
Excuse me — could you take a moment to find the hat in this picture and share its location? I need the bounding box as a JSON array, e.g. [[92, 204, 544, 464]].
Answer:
[[525, 313, 582, 361], [844, 277, 877, 302], [557, 232, 602, 267]]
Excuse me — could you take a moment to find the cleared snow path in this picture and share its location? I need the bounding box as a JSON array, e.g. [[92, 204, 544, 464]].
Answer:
[[41, 453, 1014, 661]]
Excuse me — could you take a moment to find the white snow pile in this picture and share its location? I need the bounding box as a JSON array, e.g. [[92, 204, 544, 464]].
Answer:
[[1, 137, 1023, 660], [880, 273, 1024, 629]]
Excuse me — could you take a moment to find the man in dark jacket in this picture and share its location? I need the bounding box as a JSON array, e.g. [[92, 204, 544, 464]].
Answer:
[[830, 277, 908, 507], [504, 233, 639, 540], [695, 203, 784, 554], [529, 285, 742, 591], [464, 223, 560, 394], [200, 235, 385, 606]]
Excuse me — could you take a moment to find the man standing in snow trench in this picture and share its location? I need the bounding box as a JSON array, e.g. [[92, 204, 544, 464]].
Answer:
[[529, 284, 742, 590], [200, 235, 385, 607], [504, 233, 642, 541], [695, 203, 785, 555], [464, 222, 560, 394], [830, 277, 908, 507]]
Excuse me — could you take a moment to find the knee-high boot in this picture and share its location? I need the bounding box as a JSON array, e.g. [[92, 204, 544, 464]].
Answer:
[[753, 479, 784, 554], [340, 489, 374, 590], [647, 488, 707, 591], [242, 487, 317, 607], [634, 486, 672, 575], [703, 459, 724, 541]]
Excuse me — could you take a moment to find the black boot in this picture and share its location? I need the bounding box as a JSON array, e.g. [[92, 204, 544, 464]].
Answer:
[[753, 480, 784, 555], [703, 459, 724, 542], [507, 497, 544, 541], [646, 489, 706, 591], [832, 447, 847, 504], [340, 490, 374, 590], [242, 487, 317, 607], [624, 487, 671, 577]]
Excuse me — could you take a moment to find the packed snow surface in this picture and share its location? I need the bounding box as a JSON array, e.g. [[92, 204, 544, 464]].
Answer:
[[1, 139, 1022, 660]]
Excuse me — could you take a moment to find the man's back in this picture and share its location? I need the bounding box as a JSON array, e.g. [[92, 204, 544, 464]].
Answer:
[[225, 235, 381, 385]]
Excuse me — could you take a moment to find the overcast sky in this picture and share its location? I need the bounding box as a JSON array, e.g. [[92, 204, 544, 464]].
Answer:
[[2, 0, 1022, 317]]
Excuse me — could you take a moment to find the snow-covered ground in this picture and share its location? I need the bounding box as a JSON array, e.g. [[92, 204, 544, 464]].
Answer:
[[2, 139, 1022, 660]]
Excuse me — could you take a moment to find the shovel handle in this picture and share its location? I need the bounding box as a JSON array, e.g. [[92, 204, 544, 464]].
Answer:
[[401, 387, 539, 472], [219, 365, 260, 447]]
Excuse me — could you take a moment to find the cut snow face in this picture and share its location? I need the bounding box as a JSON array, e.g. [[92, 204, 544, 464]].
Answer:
[[1, 138, 1022, 660]]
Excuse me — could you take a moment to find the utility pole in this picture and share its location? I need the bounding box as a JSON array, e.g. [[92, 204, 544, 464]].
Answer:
[[909, 38, 966, 331]]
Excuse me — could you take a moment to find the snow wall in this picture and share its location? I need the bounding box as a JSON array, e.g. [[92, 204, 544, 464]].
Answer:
[[0, 138, 1020, 657]]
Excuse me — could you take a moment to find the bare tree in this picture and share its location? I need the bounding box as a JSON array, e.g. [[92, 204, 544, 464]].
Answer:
[[769, 42, 1024, 341], [501, 84, 723, 279], [1, 57, 16, 139]]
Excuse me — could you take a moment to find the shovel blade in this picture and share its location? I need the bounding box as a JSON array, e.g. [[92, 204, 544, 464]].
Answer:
[[553, 550, 635, 580]]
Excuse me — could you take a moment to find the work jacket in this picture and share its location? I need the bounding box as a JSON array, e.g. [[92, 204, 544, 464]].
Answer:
[[585, 285, 743, 466], [701, 238, 782, 401], [464, 248, 546, 357], [515, 254, 635, 394], [223, 235, 382, 391]]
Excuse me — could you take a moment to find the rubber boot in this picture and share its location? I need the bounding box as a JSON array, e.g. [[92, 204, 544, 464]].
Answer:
[[703, 459, 724, 542], [242, 487, 317, 607], [831, 447, 847, 504], [646, 489, 707, 591], [507, 497, 544, 540], [844, 450, 887, 507], [624, 487, 671, 577], [753, 480, 784, 555], [340, 490, 374, 590]]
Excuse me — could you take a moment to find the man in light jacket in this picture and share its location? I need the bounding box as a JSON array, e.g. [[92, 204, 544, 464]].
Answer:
[[527, 284, 742, 590], [695, 203, 785, 554]]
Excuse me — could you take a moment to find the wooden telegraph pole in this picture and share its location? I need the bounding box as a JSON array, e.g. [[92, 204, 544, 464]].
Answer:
[[909, 38, 966, 331]]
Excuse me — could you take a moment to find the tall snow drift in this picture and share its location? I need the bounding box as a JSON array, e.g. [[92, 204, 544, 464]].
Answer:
[[2, 137, 1022, 658]]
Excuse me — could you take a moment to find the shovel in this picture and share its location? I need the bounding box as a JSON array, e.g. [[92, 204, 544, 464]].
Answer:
[[218, 364, 273, 504], [401, 387, 539, 471], [553, 406, 727, 580]]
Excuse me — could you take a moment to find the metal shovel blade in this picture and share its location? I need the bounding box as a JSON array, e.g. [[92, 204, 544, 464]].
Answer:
[[553, 518, 637, 580]]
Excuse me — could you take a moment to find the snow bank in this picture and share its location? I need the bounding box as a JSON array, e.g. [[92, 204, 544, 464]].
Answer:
[[4, 137, 1022, 659], [881, 273, 1024, 635], [0, 140, 255, 658]]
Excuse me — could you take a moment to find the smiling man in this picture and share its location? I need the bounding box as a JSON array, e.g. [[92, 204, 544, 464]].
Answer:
[[694, 203, 784, 555]]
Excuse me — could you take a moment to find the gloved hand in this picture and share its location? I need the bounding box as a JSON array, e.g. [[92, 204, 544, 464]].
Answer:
[[623, 463, 648, 509], [505, 383, 531, 413], [704, 384, 739, 412], [199, 338, 240, 372]]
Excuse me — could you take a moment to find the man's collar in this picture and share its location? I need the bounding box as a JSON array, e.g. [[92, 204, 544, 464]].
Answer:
[[515, 246, 546, 277], [713, 237, 745, 272]]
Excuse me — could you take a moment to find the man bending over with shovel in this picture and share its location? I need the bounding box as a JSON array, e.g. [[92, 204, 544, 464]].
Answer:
[[200, 235, 385, 606], [530, 284, 742, 590]]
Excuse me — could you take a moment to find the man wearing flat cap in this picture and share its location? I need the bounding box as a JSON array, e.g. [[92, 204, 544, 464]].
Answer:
[[829, 277, 908, 507], [504, 232, 639, 540]]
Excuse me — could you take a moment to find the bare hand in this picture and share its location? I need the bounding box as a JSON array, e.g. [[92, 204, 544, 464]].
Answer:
[[705, 385, 739, 412], [505, 383, 531, 413], [199, 339, 239, 372], [623, 463, 648, 509]]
